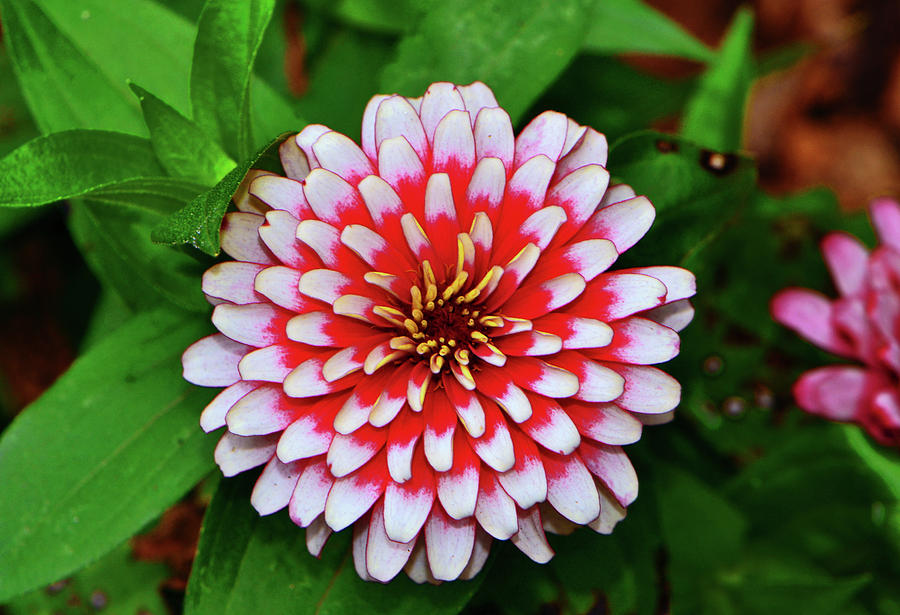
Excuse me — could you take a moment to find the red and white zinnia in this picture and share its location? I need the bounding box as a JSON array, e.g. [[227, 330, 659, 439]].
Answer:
[[183, 82, 695, 583], [773, 198, 900, 446]]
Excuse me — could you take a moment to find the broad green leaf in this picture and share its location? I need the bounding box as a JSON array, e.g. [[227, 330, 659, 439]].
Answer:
[[131, 83, 235, 186], [0, 0, 145, 135], [0, 130, 163, 207], [152, 133, 289, 256], [34, 0, 197, 115], [69, 198, 208, 313], [537, 55, 696, 143], [380, 0, 593, 124], [0, 308, 216, 601], [681, 8, 755, 151], [296, 28, 394, 140], [609, 131, 756, 269], [584, 0, 715, 62], [4, 542, 168, 615], [300, 0, 428, 33], [186, 474, 485, 614], [191, 0, 277, 161]]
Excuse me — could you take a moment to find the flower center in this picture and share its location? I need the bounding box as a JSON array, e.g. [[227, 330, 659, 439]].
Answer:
[[386, 259, 504, 381]]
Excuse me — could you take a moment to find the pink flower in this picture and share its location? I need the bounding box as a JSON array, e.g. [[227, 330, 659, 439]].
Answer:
[[772, 198, 900, 446], [182, 82, 695, 583]]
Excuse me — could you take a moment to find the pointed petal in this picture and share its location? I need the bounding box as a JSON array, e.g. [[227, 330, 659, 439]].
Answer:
[[532, 313, 613, 349], [436, 432, 480, 519], [519, 394, 580, 454], [365, 499, 416, 582], [589, 316, 680, 365], [567, 402, 643, 445], [793, 365, 868, 421], [226, 383, 307, 436], [303, 168, 370, 226], [312, 130, 374, 184], [771, 288, 853, 356], [212, 303, 291, 347], [821, 232, 869, 296], [547, 164, 611, 245], [475, 472, 518, 540], [254, 266, 308, 312], [238, 343, 314, 383], [278, 135, 310, 181], [384, 445, 435, 542], [554, 127, 608, 180], [200, 381, 257, 433], [572, 272, 667, 321], [870, 198, 900, 249], [502, 273, 586, 320], [220, 212, 275, 264], [468, 397, 516, 472], [327, 422, 387, 477], [424, 392, 457, 471], [250, 175, 312, 219], [375, 96, 429, 160], [514, 111, 569, 167], [576, 196, 655, 253]]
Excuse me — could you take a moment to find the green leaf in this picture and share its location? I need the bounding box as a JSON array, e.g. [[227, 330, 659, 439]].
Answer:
[[296, 28, 394, 140], [3, 542, 169, 615], [584, 0, 715, 62], [302, 0, 428, 33], [380, 0, 593, 124], [609, 131, 756, 269], [842, 427, 900, 500], [191, 0, 277, 161], [0, 32, 39, 157], [69, 198, 208, 313], [186, 474, 485, 614], [152, 132, 289, 256], [0, 130, 163, 207], [0, 308, 216, 601], [681, 8, 755, 151], [131, 84, 235, 186], [0, 0, 145, 135]]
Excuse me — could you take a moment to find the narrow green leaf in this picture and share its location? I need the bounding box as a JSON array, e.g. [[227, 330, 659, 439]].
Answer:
[[0, 33, 39, 157], [843, 427, 900, 500], [681, 8, 755, 151], [4, 542, 169, 615], [584, 0, 715, 62], [191, 0, 277, 160], [0, 130, 163, 207], [380, 0, 593, 124], [0, 308, 216, 601], [131, 84, 235, 186], [152, 133, 289, 256], [186, 474, 485, 614]]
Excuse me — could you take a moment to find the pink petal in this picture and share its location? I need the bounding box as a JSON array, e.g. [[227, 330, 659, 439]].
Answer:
[[510, 507, 554, 563], [502, 273, 586, 320], [554, 127, 608, 180], [532, 313, 613, 349], [251, 457, 304, 515], [497, 427, 547, 509], [238, 343, 314, 383], [303, 168, 370, 227], [870, 197, 900, 250], [276, 396, 342, 462], [771, 288, 852, 356], [589, 316, 680, 365], [549, 351, 625, 403], [365, 499, 416, 582], [567, 402, 643, 445], [793, 365, 868, 422], [546, 164, 611, 245], [458, 81, 499, 120], [226, 383, 307, 436], [254, 266, 308, 312], [312, 130, 374, 185], [572, 272, 667, 321], [579, 441, 638, 507], [436, 433, 480, 519], [467, 398, 516, 472], [212, 303, 291, 347], [278, 135, 310, 181], [214, 432, 276, 477], [200, 380, 257, 433], [361, 94, 390, 160], [183, 334, 249, 386], [475, 472, 518, 540], [514, 110, 569, 167], [601, 362, 681, 415], [249, 175, 312, 219], [473, 108, 514, 172], [289, 457, 333, 527], [375, 95, 429, 161], [519, 394, 581, 454], [821, 232, 869, 296], [327, 422, 387, 477], [384, 445, 435, 542], [386, 410, 424, 483], [575, 195, 655, 253], [425, 504, 476, 581], [424, 392, 458, 471], [543, 451, 601, 524], [220, 212, 275, 264], [324, 451, 388, 531], [202, 262, 265, 304]]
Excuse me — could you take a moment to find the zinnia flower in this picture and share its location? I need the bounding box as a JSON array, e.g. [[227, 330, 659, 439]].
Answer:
[[182, 82, 695, 582], [773, 198, 900, 447]]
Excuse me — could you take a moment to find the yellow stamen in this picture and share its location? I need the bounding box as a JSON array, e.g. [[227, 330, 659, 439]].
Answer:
[[463, 267, 497, 303], [439, 345, 450, 357], [403, 318, 420, 335], [416, 342, 431, 355], [430, 354, 445, 373], [471, 331, 489, 343], [479, 315, 504, 327], [373, 305, 406, 327], [410, 286, 423, 312], [390, 336, 415, 351]]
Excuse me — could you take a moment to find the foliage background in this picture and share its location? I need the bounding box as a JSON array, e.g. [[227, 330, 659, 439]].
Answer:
[[1, 0, 899, 613]]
